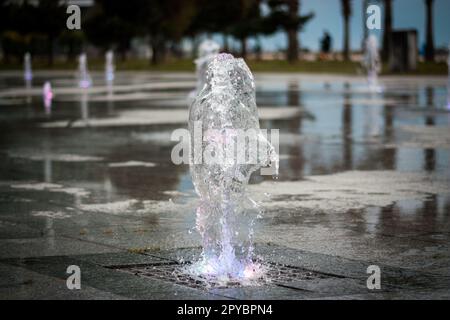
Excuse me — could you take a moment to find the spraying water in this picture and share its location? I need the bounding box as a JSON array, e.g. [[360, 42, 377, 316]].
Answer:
[[363, 35, 382, 92], [42, 81, 53, 115], [24, 52, 33, 83], [188, 39, 220, 102], [105, 50, 115, 85], [187, 53, 278, 285], [23, 52, 33, 104], [78, 53, 92, 89]]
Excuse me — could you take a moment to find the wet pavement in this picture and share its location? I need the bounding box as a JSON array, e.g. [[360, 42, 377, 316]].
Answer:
[[0, 71, 449, 299]]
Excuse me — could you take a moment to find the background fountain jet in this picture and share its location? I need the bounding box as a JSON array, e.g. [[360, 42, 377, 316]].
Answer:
[[42, 81, 53, 115], [23, 52, 32, 83], [78, 53, 92, 89], [188, 39, 220, 103], [105, 50, 115, 85], [362, 35, 382, 93]]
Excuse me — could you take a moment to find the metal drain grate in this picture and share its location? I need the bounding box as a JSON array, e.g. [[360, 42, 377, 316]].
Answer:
[[110, 262, 334, 290]]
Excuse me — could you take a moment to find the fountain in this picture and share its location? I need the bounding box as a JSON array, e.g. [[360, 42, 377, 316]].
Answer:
[[23, 52, 32, 104], [187, 53, 278, 285], [363, 35, 382, 92], [81, 90, 89, 124], [188, 39, 220, 102], [42, 81, 53, 115], [105, 50, 115, 85], [105, 50, 115, 104], [78, 53, 92, 89], [24, 52, 33, 83]]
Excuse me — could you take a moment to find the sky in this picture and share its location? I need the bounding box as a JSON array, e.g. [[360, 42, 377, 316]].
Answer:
[[223, 0, 450, 52]]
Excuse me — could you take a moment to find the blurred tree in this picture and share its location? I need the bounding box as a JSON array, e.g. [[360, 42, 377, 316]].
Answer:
[[142, 0, 197, 65], [1, 0, 38, 62], [230, 0, 263, 58], [0, 0, 10, 62], [84, 0, 147, 60], [266, 0, 314, 63], [341, 0, 352, 61], [382, 0, 393, 61], [424, 0, 435, 61], [186, 0, 241, 53], [35, 0, 66, 66], [59, 30, 85, 62], [85, 0, 197, 64]]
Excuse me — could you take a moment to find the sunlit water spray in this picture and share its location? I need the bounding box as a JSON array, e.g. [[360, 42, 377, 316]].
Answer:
[[78, 53, 92, 89], [186, 53, 278, 286], [188, 39, 220, 103], [363, 35, 382, 93]]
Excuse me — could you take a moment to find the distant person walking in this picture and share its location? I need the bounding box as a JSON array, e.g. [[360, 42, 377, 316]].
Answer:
[[319, 31, 333, 60]]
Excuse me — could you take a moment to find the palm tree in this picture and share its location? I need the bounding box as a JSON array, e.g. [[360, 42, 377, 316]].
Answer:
[[362, 0, 368, 50], [382, 0, 393, 61], [266, 0, 314, 63], [341, 0, 352, 61], [286, 0, 300, 62], [424, 0, 435, 61], [230, 0, 262, 59]]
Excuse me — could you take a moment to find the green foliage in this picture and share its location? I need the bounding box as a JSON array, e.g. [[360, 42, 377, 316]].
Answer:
[[83, 0, 145, 52], [0, 0, 319, 65], [265, 0, 314, 33]]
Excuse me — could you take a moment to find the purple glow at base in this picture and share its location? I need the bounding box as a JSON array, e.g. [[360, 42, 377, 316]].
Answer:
[[184, 259, 267, 287], [24, 72, 32, 82], [79, 80, 92, 89], [43, 82, 53, 113]]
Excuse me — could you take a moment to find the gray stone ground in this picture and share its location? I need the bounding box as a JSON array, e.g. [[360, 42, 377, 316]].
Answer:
[[0, 72, 449, 299]]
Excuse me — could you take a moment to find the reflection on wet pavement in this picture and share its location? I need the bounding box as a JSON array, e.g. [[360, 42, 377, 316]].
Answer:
[[0, 72, 449, 294]]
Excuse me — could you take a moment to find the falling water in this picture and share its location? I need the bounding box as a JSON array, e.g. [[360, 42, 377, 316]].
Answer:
[[188, 39, 220, 102], [42, 81, 53, 115], [81, 91, 89, 124], [105, 50, 115, 85], [187, 53, 278, 285], [78, 53, 92, 89], [24, 52, 33, 83], [24, 52, 32, 104], [363, 35, 382, 92]]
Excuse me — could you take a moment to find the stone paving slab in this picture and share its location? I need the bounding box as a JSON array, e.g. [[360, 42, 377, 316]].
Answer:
[[253, 244, 450, 291], [0, 254, 227, 300], [315, 289, 450, 300], [0, 237, 122, 259], [1, 243, 446, 299], [70, 251, 172, 267], [0, 263, 127, 300]]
